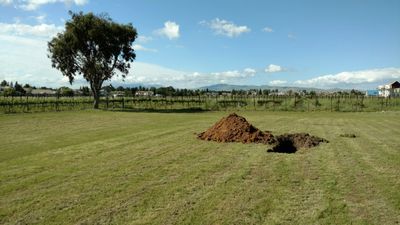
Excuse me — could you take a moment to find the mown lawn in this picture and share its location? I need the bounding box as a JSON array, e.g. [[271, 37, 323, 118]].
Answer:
[[0, 110, 399, 224]]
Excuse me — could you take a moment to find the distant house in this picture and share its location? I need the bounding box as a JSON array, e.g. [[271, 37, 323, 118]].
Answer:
[[100, 89, 107, 96], [135, 91, 154, 97], [248, 90, 258, 96], [73, 89, 83, 96], [269, 92, 285, 96], [365, 90, 379, 97], [112, 91, 125, 98], [378, 81, 400, 97], [23, 88, 32, 95], [0, 85, 12, 91], [31, 89, 57, 96], [205, 92, 218, 97], [220, 92, 232, 97]]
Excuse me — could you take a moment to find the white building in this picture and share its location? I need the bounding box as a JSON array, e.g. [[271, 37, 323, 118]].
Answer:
[[31, 89, 57, 95], [378, 81, 400, 98], [135, 91, 154, 97], [112, 92, 125, 98]]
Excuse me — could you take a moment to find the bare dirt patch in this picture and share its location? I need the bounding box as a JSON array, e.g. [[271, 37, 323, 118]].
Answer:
[[267, 133, 329, 153], [340, 133, 357, 138], [197, 113, 276, 144]]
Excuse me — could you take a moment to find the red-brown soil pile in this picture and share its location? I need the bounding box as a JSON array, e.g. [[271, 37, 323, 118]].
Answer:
[[197, 113, 275, 144]]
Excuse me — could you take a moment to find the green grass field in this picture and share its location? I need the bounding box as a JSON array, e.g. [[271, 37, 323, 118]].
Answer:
[[1, 110, 399, 224]]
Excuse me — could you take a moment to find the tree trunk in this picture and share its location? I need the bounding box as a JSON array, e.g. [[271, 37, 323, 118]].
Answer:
[[93, 90, 100, 109], [90, 78, 103, 109], [93, 92, 100, 109]]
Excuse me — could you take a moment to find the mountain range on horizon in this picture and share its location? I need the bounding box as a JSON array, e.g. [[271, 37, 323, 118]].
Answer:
[[198, 84, 347, 92], [114, 82, 350, 92]]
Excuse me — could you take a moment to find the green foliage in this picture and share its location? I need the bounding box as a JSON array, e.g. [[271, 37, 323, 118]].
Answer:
[[2, 88, 16, 96], [156, 86, 176, 96], [80, 86, 91, 96], [58, 87, 74, 97], [48, 11, 137, 108], [0, 80, 8, 87], [14, 82, 26, 95]]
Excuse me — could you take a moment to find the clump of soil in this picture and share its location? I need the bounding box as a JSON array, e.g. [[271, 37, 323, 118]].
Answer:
[[340, 133, 357, 138], [268, 133, 328, 153], [197, 113, 276, 144]]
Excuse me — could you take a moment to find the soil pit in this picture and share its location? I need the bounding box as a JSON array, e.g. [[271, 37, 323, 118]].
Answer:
[[197, 113, 276, 144], [340, 133, 357, 138], [267, 133, 328, 153]]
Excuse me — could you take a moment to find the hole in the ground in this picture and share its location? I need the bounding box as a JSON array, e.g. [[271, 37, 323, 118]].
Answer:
[[267, 139, 297, 153], [340, 133, 356, 138]]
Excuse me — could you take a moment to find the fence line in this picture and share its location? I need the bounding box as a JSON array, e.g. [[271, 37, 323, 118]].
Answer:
[[1, 95, 399, 113]]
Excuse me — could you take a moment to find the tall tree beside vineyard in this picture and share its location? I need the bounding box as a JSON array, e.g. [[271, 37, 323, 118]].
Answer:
[[48, 11, 137, 108]]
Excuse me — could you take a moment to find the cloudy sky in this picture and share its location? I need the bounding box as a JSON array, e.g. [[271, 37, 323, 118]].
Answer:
[[0, 0, 399, 89]]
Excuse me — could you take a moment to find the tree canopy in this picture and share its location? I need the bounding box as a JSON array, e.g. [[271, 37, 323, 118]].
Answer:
[[48, 11, 137, 108]]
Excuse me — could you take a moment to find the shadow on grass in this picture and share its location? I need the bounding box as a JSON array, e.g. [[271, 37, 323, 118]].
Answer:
[[105, 107, 210, 113]]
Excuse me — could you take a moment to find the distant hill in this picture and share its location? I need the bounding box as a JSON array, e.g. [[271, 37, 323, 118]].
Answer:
[[111, 82, 350, 92], [199, 84, 326, 92], [111, 83, 163, 88]]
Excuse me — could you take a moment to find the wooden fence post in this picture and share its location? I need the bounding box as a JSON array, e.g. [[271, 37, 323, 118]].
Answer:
[[253, 95, 256, 110], [106, 95, 109, 110], [26, 95, 29, 112]]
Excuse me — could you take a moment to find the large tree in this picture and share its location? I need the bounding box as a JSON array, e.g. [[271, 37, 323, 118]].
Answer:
[[48, 11, 137, 108]]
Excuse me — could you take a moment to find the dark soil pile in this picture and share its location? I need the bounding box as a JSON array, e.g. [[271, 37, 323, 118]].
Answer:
[[268, 133, 328, 153], [197, 113, 275, 144], [340, 133, 357, 138]]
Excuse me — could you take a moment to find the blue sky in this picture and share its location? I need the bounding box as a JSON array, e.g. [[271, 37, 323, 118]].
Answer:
[[0, 0, 399, 89]]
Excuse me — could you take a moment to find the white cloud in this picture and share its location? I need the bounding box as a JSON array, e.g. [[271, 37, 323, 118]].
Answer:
[[136, 35, 153, 43], [200, 18, 250, 37], [0, 34, 69, 87], [0, 0, 12, 5], [34, 15, 46, 23], [0, 31, 259, 88], [295, 68, 400, 87], [116, 62, 187, 85], [1, 0, 88, 10], [288, 34, 296, 39], [113, 66, 258, 88], [269, 80, 287, 85], [244, 68, 256, 76], [133, 44, 157, 52], [0, 22, 63, 38], [262, 27, 274, 33], [155, 21, 180, 40], [23, 0, 89, 10], [265, 64, 285, 73], [211, 69, 255, 79]]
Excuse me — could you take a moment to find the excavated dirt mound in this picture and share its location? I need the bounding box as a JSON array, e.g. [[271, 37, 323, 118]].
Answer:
[[268, 133, 328, 153], [197, 113, 276, 144], [198, 113, 328, 153]]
